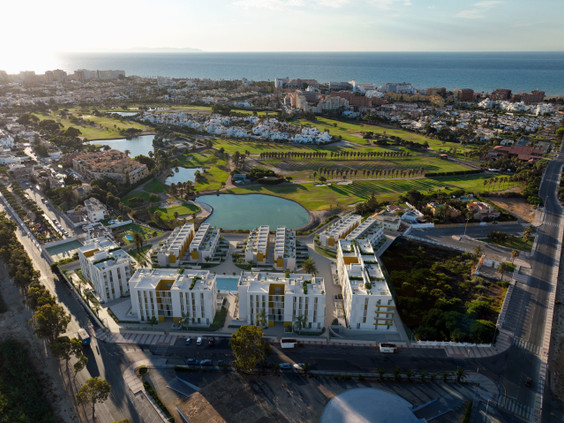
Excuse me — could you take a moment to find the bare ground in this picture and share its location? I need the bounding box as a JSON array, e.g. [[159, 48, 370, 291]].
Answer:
[[0, 263, 79, 423], [487, 196, 537, 223]]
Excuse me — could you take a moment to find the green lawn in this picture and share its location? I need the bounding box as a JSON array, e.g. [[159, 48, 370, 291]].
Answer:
[[227, 174, 521, 211], [118, 223, 163, 244], [122, 191, 160, 206], [480, 235, 533, 252], [178, 152, 230, 191], [150, 203, 201, 223], [144, 179, 169, 193], [127, 244, 152, 265]]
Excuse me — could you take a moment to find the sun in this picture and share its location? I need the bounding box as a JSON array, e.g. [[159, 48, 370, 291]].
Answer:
[[0, 46, 61, 74]]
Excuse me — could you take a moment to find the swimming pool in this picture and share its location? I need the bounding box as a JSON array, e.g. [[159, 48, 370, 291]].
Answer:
[[216, 276, 239, 292], [125, 234, 133, 241]]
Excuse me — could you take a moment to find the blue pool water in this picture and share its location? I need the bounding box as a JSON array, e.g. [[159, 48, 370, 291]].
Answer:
[[125, 234, 133, 241], [216, 277, 239, 292]]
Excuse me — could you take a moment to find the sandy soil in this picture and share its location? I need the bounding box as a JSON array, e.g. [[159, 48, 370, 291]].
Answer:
[[0, 263, 78, 423], [487, 196, 537, 223]]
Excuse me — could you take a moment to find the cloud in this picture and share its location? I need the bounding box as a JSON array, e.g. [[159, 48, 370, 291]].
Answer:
[[456, 1, 503, 19]]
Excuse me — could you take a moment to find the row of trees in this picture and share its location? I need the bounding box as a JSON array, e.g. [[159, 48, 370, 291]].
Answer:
[[315, 166, 424, 180], [260, 150, 410, 160]]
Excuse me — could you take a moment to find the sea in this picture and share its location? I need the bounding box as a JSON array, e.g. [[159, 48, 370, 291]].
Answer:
[[51, 52, 564, 95]]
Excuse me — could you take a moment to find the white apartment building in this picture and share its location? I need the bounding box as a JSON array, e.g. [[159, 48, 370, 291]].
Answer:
[[337, 240, 396, 331], [273, 226, 296, 271], [238, 271, 325, 331], [345, 217, 384, 246], [78, 237, 134, 303], [189, 223, 220, 262], [244, 225, 270, 265], [83, 197, 108, 223], [155, 223, 195, 267], [129, 268, 217, 325], [372, 210, 401, 231], [318, 213, 362, 249]]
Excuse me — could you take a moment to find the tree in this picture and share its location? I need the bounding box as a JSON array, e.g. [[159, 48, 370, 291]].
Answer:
[[229, 325, 267, 373], [523, 225, 536, 243], [73, 354, 88, 376], [76, 377, 111, 421], [256, 309, 267, 328], [132, 231, 144, 254], [180, 312, 190, 329], [473, 245, 484, 259], [33, 303, 70, 344], [52, 336, 83, 367], [511, 249, 520, 263], [498, 262, 510, 280], [302, 258, 318, 276], [456, 368, 466, 383], [294, 314, 307, 334]]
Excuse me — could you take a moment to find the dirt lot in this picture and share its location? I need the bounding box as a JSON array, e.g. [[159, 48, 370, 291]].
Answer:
[[148, 367, 476, 423], [488, 196, 537, 223]]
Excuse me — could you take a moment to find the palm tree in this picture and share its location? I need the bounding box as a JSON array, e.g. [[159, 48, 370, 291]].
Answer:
[[256, 309, 267, 328], [498, 262, 510, 280], [456, 368, 466, 383], [294, 314, 307, 334], [132, 231, 144, 254], [180, 312, 190, 329], [302, 258, 317, 276], [473, 245, 484, 259], [511, 249, 520, 263], [124, 149, 130, 157]]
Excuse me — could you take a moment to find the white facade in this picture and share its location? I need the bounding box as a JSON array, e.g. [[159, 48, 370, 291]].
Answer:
[[78, 237, 134, 303], [318, 213, 362, 249], [238, 272, 325, 331], [345, 217, 384, 246], [155, 223, 195, 267], [189, 223, 220, 262], [83, 197, 108, 223], [129, 268, 217, 325], [273, 226, 297, 271], [244, 225, 270, 265], [372, 210, 401, 231], [337, 240, 396, 331]]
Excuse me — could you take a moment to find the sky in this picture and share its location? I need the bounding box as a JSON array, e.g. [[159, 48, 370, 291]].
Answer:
[[2, 0, 563, 71]]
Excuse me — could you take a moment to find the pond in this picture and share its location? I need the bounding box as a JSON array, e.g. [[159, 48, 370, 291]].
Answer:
[[165, 167, 204, 185], [196, 194, 310, 230], [87, 134, 155, 157]]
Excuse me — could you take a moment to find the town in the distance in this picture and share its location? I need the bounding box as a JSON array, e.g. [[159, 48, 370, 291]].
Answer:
[[0, 67, 563, 422]]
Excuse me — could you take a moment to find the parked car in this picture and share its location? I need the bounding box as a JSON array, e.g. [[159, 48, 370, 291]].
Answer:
[[185, 337, 193, 345], [200, 359, 213, 367], [279, 362, 292, 370], [293, 363, 306, 371], [208, 337, 216, 346], [196, 337, 203, 346], [186, 358, 199, 366]]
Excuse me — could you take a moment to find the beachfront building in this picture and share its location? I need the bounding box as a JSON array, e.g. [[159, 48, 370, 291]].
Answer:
[[318, 213, 362, 249], [78, 237, 134, 303], [238, 272, 325, 331], [273, 226, 297, 271], [345, 217, 384, 246], [189, 223, 220, 262], [337, 240, 396, 331], [129, 268, 217, 325], [244, 225, 270, 265], [155, 223, 195, 267]]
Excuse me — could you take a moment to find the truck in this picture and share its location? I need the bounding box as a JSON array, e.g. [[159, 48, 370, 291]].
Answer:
[[379, 343, 397, 353], [77, 328, 91, 346], [280, 338, 298, 349]]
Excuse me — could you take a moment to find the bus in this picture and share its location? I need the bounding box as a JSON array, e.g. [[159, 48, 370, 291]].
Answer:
[[280, 338, 298, 349], [379, 343, 397, 353], [77, 328, 91, 346]]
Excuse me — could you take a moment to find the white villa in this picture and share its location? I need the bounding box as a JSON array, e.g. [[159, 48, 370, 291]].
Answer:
[[78, 237, 134, 303], [337, 239, 396, 331], [129, 268, 218, 325], [238, 271, 325, 332]]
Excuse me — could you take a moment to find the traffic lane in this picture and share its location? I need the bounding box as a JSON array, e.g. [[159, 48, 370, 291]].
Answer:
[[411, 223, 525, 239], [502, 347, 540, 408], [160, 336, 233, 362]]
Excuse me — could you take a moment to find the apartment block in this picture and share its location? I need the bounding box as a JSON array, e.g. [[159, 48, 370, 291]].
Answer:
[[318, 213, 362, 249], [244, 225, 270, 265], [83, 197, 108, 223], [129, 268, 217, 325], [155, 223, 195, 267], [78, 237, 134, 303], [273, 226, 297, 271], [372, 210, 401, 231], [238, 272, 325, 331], [189, 223, 220, 262], [71, 149, 149, 185], [345, 217, 384, 246], [337, 240, 396, 331]]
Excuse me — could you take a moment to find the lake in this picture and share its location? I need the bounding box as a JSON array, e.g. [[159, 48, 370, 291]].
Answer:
[[196, 194, 310, 230], [87, 134, 154, 157], [110, 111, 139, 117], [165, 167, 203, 185]]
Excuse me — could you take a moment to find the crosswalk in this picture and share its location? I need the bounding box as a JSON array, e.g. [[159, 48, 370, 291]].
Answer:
[[95, 328, 179, 346], [496, 395, 534, 421], [512, 336, 542, 356]]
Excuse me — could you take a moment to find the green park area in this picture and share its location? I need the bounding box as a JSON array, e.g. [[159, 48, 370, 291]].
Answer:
[[227, 174, 518, 211], [381, 239, 506, 343], [33, 109, 150, 140], [115, 223, 163, 244], [150, 203, 201, 224]]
